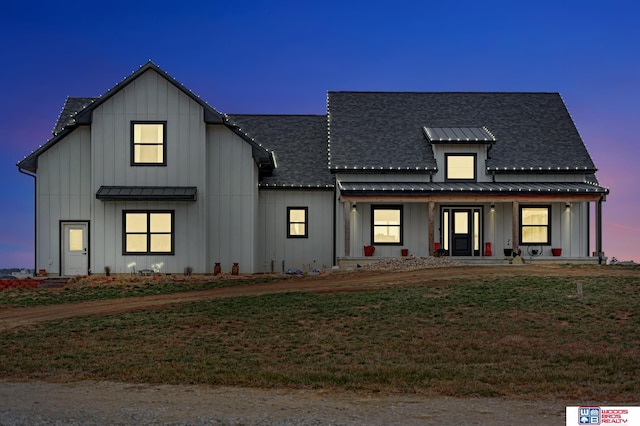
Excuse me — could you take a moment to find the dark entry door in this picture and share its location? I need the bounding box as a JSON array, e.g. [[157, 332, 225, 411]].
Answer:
[[451, 210, 472, 256]]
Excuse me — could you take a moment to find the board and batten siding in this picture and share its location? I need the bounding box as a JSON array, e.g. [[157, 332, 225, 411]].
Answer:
[[90, 69, 208, 274], [258, 190, 334, 273], [345, 202, 430, 258], [35, 126, 92, 274], [206, 125, 260, 274]]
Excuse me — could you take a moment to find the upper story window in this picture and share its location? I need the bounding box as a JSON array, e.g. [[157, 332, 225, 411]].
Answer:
[[445, 154, 476, 181], [131, 122, 166, 166], [371, 205, 403, 245], [287, 207, 308, 238]]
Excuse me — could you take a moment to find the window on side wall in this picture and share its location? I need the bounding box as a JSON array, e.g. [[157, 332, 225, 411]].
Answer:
[[445, 154, 476, 181], [287, 207, 308, 238], [131, 122, 166, 165], [123, 211, 174, 254], [371, 205, 403, 245], [520, 206, 551, 245]]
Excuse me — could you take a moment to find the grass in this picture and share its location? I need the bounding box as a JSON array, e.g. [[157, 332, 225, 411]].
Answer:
[[0, 275, 283, 307], [0, 272, 638, 402]]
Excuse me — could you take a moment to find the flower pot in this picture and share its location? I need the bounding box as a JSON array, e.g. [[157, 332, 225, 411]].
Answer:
[[401, 249, 409, 256], [552, 248, 562, 257], [503, 249, 513, 257], [363, 245, 375, 256], [213, 263, 221, 276]]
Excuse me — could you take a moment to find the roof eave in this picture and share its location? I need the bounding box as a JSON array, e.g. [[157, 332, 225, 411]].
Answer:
[[488, 167, 598, 174], [15, 126, 78, 173]]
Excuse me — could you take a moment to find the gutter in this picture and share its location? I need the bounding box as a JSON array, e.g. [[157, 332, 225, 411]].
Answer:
[[17, 166, 37, 273]]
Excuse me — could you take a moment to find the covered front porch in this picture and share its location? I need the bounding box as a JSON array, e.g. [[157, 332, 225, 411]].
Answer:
[[337, 181, 608, 265]]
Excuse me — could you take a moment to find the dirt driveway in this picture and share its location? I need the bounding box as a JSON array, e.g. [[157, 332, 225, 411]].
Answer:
[[0, 264, 628, 425]]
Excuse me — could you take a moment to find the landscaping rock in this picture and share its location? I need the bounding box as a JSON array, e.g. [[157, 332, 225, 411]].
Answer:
[[359, 256, 465, 271]]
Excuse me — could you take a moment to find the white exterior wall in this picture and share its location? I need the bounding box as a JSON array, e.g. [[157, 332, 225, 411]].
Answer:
[[90, 69, 208, 274], [258, 190, 334, 273], [35, 126, 92, 274], [206, 125, 259, 274]]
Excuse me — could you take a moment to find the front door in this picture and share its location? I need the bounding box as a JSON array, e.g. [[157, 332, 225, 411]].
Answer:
[[62, 222, 88, 276], [451, 210, 472, 256], [442, 207, 482, 256]]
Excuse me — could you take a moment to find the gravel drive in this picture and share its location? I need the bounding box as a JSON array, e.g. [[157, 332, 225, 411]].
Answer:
[[0, 380, 567, 425]]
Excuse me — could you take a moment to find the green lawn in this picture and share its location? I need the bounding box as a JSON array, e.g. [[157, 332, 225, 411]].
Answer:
[[1, 272, 638, 402]]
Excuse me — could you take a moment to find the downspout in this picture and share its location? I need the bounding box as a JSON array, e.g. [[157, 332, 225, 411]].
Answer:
[[18, 166, 37, 273], [332, 183, 337, 267]]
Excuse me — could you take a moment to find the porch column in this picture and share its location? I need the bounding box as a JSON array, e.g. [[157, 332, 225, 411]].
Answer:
[[512, 201, 519, 252], [596, 196, 604, 264], [343, 201, 351, 257], [428, 201, 435, 256]]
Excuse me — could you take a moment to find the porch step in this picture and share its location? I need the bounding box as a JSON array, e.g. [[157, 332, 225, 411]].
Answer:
[[37, 277, 68, 288]]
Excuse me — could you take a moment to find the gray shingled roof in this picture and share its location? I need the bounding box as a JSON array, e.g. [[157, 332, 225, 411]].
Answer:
[[54, 97, 96, 135], [226, 115, 334, 188], [328, 92, 597, 173]]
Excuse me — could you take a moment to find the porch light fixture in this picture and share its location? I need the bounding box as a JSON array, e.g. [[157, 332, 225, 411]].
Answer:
[[565, 202, 571, 210], [352, 203, 357, 212], [490, 203, 495, 211]]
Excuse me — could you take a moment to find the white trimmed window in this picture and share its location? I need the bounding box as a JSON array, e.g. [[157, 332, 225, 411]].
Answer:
[[123, 211, 174, 254]]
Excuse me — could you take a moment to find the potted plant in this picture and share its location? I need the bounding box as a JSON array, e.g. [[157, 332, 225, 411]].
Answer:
[[503, 239, 513, 257], [552, 248, 562, 256]]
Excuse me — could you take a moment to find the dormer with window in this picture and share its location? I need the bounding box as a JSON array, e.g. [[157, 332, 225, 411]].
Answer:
[[424, 126, 496, 183]]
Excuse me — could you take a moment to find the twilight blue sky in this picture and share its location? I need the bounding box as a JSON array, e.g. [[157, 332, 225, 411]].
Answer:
[[1, 0, 639, 267]]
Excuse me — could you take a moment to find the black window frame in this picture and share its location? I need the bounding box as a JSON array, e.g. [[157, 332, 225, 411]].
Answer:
[[371, 205, 404, 245], [287, 207, 308, 238], [122, 210, 175, 255], [130, 121, 167, 166], [445, 153, 477, 182], [519, 205, 551, 245]]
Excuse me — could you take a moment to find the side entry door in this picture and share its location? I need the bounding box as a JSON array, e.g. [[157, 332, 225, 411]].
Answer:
[[62, 222, 89, 276]]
